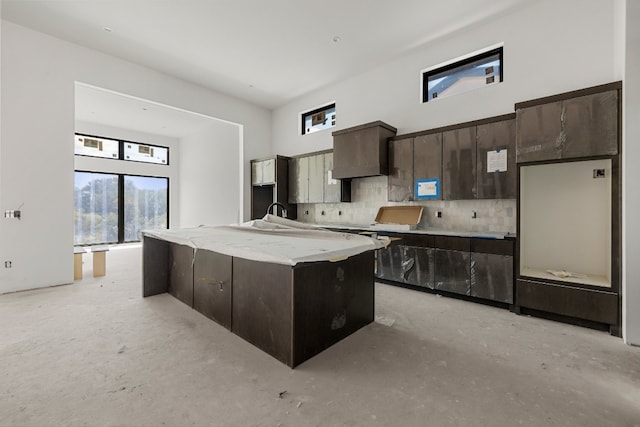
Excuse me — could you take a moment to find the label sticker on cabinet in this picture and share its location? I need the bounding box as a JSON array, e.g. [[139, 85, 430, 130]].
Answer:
[[487, 149, 507, 173], [415, 178, 440, 199]]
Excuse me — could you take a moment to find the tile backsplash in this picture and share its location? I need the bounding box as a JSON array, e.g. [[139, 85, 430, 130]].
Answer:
[[295, 175, 516, 233]]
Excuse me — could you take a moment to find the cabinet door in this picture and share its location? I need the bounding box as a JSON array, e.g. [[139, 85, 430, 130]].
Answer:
[[414, 133, 443, 200], [388, 138, 414, 202], [434, 236, 471, 295], [404, 246, 434, 289], [516, 101, 564, 163], [563, 90, 618, 159], [288, 157, 308, 203], [476, 119, 516, 199], [261, 158, 276, 184], [442, 127, 476, 200], [470, 253, 513, 304], [307, 154, 324, 203], [434, 249, 471, 295], [375, 245, 404, 282], [323, 152, 341, 203], [251, 161, 262, 185], [193, 250, 233, 330]]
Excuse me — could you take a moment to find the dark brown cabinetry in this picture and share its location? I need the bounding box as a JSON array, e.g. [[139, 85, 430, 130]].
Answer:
[[515, 82, 622, 334], [168, 243, 195, 307], [470, 238, 514, 304], [434, 236, 471, 295], [193, 250, 232, 330], [388, 137, 414, 202], [332, 121, 397, 179], [442, 127, 477, 200], [251, 155, 295, 220], [387, 115, 515, 202], [516, 88, 619, 163], [143, 236, 375, 368], [375, 233, 514, 304], [476, 119, 516, 199], [414, 133, 443, 200], [376, 234, 435, 288]]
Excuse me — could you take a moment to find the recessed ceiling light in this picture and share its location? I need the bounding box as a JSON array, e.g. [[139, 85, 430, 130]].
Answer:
[[103, 27, 113, 32], [332, 36, 341, 43]]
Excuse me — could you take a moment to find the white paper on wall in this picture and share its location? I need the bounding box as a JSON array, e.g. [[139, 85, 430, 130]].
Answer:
[[487, 149, 508, 173]]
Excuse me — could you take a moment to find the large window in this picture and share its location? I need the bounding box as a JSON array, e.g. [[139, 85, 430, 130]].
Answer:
[[74, 171, 168, 245], [422, 46, 503, 102]]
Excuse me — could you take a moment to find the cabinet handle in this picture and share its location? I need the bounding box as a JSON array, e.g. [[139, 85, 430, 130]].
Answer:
[[218, 281, 224, 291]]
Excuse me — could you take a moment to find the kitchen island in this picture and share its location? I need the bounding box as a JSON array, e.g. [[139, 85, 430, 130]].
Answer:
[[142, 215, 384, 368]]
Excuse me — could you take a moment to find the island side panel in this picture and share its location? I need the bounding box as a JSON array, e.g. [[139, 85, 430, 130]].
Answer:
[[292, 251, 375, 367], [143, 236, 170, 297], [232, 258, 294, 367], [168, 243, 195, 308]]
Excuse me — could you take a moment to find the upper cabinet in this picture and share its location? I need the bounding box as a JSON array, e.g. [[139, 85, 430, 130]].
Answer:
[[388, 138, 414, 202], [442, 127, 477, 200], [251, 157, 276, 186], [476, 119, 516, 199], [289, 151, 350, 204], [414, 133, 443, 200], [516, 85, 619, 163], [388, 115, 515, 202], [332, 121, 397, 179]]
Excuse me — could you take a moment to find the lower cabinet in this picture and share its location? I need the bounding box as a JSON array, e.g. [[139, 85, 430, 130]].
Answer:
[[193, 250, 233, 330], [376, 234, 514, 304], [376, 245, 434, 288], [434, 248, 471, 296], [470, 253, 513, 303]]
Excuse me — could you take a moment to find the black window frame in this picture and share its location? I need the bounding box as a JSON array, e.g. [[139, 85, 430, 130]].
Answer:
[[74, 169, 170, 246], [74, 132, 170, 165], [422, 47, 503, 103], [301, 103, 336, 135]]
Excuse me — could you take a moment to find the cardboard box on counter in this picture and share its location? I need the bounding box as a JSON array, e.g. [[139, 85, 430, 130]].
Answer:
[[370, 206, 423, 231]]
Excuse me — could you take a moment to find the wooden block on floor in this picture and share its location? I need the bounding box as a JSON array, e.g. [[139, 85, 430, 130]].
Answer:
[[92, 246, 109, 277], [74, 247, 87, 280]]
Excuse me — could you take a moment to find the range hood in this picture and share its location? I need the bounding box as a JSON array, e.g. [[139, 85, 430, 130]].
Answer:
[[332, 121, 397, 179]]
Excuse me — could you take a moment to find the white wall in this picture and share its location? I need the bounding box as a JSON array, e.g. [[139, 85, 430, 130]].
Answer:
[[0, 20, 271, 294], [272, 0, 617, 156], [74, 121, 180, 227], [179, 121, 241, 227], [622, 0, 640, 345]]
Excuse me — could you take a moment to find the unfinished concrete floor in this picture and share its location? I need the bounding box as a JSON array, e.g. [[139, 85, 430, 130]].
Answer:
[[1, 245, 639, 427]]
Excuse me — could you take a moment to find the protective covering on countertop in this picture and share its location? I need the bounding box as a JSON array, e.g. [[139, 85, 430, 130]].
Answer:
[[142, 214, 387, 266]]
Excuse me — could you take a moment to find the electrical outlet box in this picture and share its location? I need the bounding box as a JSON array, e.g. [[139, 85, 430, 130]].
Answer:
[[4, 261, 12, 268]]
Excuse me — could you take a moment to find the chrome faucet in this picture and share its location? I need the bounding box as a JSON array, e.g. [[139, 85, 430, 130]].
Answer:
[[266, 202, 287, 218]]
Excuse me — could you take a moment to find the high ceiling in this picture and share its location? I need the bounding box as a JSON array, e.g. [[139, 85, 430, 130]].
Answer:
[[1, 0, 529, 110]]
